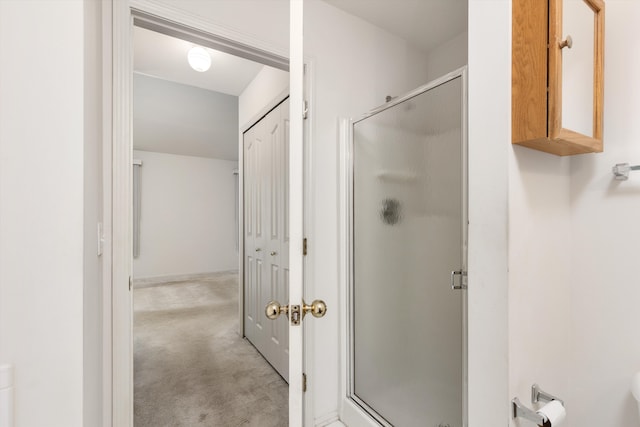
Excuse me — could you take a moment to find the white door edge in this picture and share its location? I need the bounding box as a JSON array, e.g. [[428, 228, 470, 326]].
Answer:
[[288, 0, 305, 424]]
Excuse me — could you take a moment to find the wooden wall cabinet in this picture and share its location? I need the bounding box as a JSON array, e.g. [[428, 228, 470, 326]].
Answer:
[[512, 0, 605, 156]]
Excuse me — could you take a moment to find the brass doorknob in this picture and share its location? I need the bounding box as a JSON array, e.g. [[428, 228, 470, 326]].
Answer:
[[265, 301, 288, 320], [303, 299, 327, 319], [265, 300, 326, 322]]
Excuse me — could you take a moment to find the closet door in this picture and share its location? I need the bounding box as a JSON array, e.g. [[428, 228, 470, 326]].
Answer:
[[243, 98, 290, 381], [264, 99, 290, 380], [243, 120, 266, 350]]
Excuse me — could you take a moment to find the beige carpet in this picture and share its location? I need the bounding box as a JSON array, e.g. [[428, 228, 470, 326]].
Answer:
[[134, 273, 288, 427]]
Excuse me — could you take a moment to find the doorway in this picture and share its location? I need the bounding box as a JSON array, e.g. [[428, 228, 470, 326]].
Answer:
[[130, 22, 290, 426], [111, 2, 482, 426]]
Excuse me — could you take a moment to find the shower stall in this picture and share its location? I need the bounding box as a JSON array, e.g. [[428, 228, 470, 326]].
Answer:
[[346, 68, 468, 427]]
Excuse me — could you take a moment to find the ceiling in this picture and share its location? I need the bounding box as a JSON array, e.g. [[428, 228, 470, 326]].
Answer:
[[323, 0, 467, 53], [134, 26, 264, 96]]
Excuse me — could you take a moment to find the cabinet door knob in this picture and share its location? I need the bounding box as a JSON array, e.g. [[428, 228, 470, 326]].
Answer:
[[559, 35, 573, 49]]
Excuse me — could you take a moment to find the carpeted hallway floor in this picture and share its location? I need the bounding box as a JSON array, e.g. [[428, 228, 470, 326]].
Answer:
[[134, 272, 288, 427]]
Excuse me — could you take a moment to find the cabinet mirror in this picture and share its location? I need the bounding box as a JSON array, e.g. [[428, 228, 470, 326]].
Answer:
[[549, 0, 604, 148], [561, 0, 595, 137]]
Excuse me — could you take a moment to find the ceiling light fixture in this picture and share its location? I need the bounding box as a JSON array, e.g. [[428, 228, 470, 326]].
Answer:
[[187, 46, 211, 72]]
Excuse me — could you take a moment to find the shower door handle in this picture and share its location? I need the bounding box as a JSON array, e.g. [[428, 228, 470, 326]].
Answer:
[[451, 270, 467, 290]]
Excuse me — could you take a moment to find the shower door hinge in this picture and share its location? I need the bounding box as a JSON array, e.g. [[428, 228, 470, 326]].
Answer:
[[303, 101, 309, 120], [303, 373, 307, 392], [129, 276, 132, 291], [303, 238, 308, 256]]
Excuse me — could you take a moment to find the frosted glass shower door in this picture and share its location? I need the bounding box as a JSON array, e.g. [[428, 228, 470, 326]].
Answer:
[[349, 71, 466, 427]]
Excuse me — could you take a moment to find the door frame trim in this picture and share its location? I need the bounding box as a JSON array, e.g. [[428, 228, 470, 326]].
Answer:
[[107, 1, 297, 425]]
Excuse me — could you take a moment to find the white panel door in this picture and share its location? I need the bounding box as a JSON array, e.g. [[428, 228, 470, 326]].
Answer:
[[265, 99, 290, 381], [244, 122, 263, 349], [243, 98, 290, 381]]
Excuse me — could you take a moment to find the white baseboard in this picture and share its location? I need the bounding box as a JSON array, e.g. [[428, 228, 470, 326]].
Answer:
[[315, 411, 342, 427], [133, 270, 239, 289]]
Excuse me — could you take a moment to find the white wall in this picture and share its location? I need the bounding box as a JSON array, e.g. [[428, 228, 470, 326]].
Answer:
[[425, 31, 469, 83], [568, 2, 640, 425], [239, 66, 289, 129], [507, 3, 640, 427], [133, 150, 238, 279], [508, 149, 572, 426], [467, 1, 510, 425], [0, 2, 86, 426], [133, 74, 239, 160]]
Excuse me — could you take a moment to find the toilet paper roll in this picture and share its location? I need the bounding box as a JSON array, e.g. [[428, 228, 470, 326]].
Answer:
[[536, 400, 566, 426]]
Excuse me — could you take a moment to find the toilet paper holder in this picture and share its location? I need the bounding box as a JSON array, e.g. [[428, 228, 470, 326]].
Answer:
[[512, 384, 564, 426], [531, 383, 564, 406]]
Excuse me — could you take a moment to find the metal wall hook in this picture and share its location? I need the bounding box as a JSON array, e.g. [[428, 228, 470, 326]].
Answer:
[[559, 35, 573, 49], [613, 163, 640, 181]]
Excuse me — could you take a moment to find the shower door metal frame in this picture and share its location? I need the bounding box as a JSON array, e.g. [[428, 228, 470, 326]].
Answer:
[[343, 66, 469, 427]]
